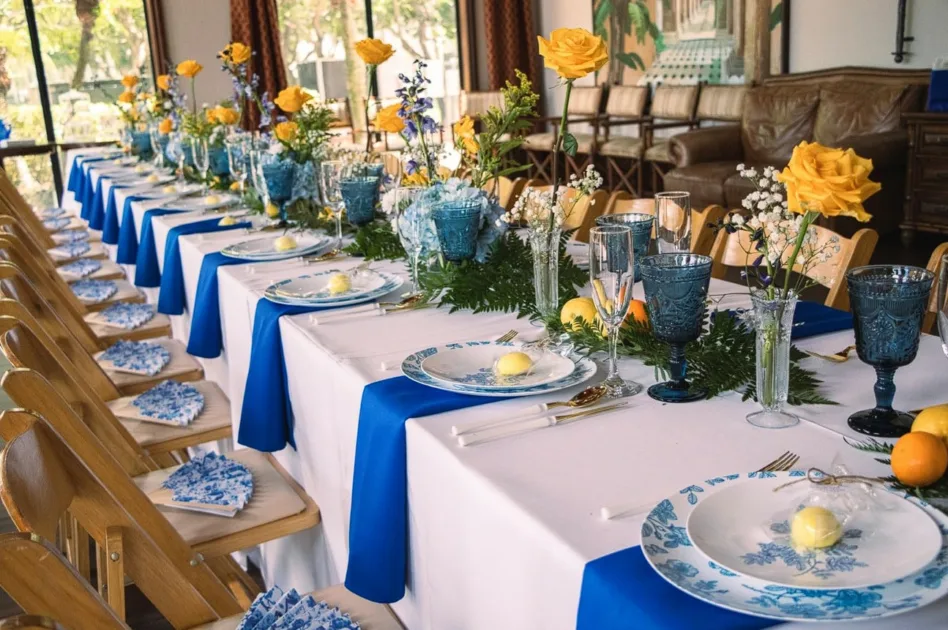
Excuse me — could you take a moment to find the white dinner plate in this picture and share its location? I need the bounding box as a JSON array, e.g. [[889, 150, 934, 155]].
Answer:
[[173, 193, 240, 211], [264, 269, 403, 306], [686, 472, 942, 590], [641, 471, 948, 623], [421, 343, 575, 390], [221, 233, 331, 261]]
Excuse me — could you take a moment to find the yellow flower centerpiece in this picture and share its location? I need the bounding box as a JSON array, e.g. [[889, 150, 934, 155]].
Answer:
[[355, 38, 394, 153]]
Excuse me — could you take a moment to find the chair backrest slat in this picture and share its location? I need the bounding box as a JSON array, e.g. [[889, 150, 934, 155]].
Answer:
[[650, 85, 699, 121], [602, 192, 726, 256], [923, 242, 948, 332], [0, 171, 56, 249]]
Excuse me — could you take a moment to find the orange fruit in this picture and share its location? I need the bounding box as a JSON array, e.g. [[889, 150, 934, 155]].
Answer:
[[891, 432, 948, 488], [625, 299, 649, 327]]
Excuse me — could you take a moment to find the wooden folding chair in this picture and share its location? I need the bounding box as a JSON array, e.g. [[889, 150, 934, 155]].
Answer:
[[523, 86, 605, 184], [0, 217, 124, 281], [710, 223, 879, 311], [480, 176, 527, 212], [642, 85, 700, 193], [528, 185, 609, 244], [0, 531, 403, 630], [923, 242, 948, 333], [602, 192, 727, 256]]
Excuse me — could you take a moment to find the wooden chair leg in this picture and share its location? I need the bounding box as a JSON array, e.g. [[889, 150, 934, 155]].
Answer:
[[70, 517, 91, 583], [636, 159, 643, 197], [104, 526, 126, 621], [206, 555, 261, 610], [97, 542, 108, 597]]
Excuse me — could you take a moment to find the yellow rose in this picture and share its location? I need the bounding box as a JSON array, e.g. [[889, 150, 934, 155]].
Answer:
[[230, 181, 242, 191], [274, 121, 299, 142], [221, 42, 252, 65], [274, 86, 313, 114], [402, 170, 429, 187], [117, 90, 135, 104], [453, 115, 477, 155], [176, 59, 203, 78], [214, 106, 240, 125], [158, 118, 173, 134], [372, 103, 405, 134], [354, 38, 394, 65], [156, 74, 171, 91], [776, 141, 881, 222], [538, 28, 608, 80], [205, 108, 218, 124], [121, 74, 139, 89]]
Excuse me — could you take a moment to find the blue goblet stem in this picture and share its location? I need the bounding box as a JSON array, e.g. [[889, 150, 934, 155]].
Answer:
[[668, 342, 688, 389], [872, 366, 897, 412]]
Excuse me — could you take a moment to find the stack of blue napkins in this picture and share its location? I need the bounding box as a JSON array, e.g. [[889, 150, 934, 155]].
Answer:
[[237, 586, 361, 630], [158, 452, 252, 517]]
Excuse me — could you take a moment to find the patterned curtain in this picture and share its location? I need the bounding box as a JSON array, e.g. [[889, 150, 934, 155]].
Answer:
[[231, 0, 288, 130], [482, 0, 540, 91], [143, 0, 168, 79]]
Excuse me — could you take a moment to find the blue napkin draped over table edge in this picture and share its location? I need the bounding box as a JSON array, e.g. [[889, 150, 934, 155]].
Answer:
[[67, 155, 104, 194], [134, 205, 194, 287], [186, 251, 252, 358], [89, 178, 132, 231], [345, 377, 508, 603], [724, 300, 852, 341], [157, 218, 252, 315], [80, 170, 100, 221], [116, 204, 177, 265], [103, 190, 150, 245]]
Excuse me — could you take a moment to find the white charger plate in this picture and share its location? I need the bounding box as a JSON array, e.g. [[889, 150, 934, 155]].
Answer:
[[421, 343, 575, 390], [174, 193, 239, 211], [686, 472, 942, 590], [264, 269, 403, 306], [642, 471, 948, 623], [221, 233, 331, 261]]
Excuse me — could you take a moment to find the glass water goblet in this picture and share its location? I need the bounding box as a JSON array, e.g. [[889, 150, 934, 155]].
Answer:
[[166, 132, 185, 187], [847, 265, 934, 437], [320, 160, 348, 249], [394, 186, 429, 296], [655, 191, 691, 253], [641, 253, 713, 403], [191, 137, 210, 195], [595, 212, 655, 282], [148, 126, 165, 170], [937, 254, 948, 357], [249, 143, 271, 211], [589, 225, 643, 398], [226, 134, 248, 193]]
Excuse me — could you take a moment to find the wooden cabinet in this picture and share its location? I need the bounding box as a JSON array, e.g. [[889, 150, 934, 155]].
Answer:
[[902, 113, 948, 246]]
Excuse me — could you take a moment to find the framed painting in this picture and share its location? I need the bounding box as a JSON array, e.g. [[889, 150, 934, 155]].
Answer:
[[592, 0, 789, 86]]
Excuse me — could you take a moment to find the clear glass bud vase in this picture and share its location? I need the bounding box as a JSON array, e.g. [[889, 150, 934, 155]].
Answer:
[[530, 228, 561, 321], [747, 289, 800, 429]]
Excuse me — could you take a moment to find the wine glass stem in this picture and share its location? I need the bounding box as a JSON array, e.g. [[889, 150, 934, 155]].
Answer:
[[335, 212, 343, 249], [873, 366, 897, 412], [607, 325, 620, 381], [411, 250, 421, 294], [669, 343, 688, 388]]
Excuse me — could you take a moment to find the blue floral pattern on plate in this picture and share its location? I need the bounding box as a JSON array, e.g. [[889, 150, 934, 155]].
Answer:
[[96, 302, 156, 329], [98, 340, 170, 376], [640, 471, 948, 622], [132, 380, 204, 426], [53, 228, 90, 243], [161, 452, 253, 509], [43, 217, 71, 231], [264, 270, 403, 307], [741, 521, 867, 580], [51, 241, 91, 258], [235, 586, 360, 630], [71, 279, 118, 303], [60, 258, 102, 279]]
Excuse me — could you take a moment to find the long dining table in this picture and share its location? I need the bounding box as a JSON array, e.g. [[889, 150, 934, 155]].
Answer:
[[60, 149, 948, 629]]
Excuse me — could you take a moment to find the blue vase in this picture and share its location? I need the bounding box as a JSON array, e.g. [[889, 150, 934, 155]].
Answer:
[[209, 145, 230, 177], [131, 131, 153, 160], [847, 265, 934, 437], [641, 253, 713, 403], [596, 212, 654, 281], [433, 200, 482, 262], [340, 176, 380, 226], [262, 159, 296, 208]]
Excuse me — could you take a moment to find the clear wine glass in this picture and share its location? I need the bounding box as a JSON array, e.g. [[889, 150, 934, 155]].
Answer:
[[191, 136, 210, 195], [394, 186, 429, 296], [589, 225, 643, 398], [249, 142, 271, 211], [320, 160, 348, 249], [148, 125, 165, 169], [226, 134, 248, 193], [655, 191, 691, 253], [938, 254, 948, 358], [166, 132, 185, 188]]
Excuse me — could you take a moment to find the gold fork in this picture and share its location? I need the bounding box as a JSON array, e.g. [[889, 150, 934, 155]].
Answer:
[[495, 330, 519, 343], [805, 345, 856, 363], [758, 450, 800, 472]]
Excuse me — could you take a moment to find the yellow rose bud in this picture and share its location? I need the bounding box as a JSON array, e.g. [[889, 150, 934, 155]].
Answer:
[[372, 103, 405, 134], [274, 121, 299, 142], [229, 181, 242, 191], [156, 74, 171, 91], [205, 108, 218, 124], [121, 74, 139, 89], [354, 38, 394, 66], [538, 28, 609, 80], [266, 203, 281, 218], [453, 115, 477, 155], [176, 59, 203, 78], [776, 141, 881, 222], [214, 106, 240, 125], [221, 42, 252, 65], [158, 118, 174, 134], [118, 91, 135, 104], [274, 86, 313, 114]]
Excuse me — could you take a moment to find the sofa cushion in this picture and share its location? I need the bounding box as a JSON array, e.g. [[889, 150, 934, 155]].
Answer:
[[664, 162, 739, 208], [813, 82, 907, 146], [741, 86, 819, 164]]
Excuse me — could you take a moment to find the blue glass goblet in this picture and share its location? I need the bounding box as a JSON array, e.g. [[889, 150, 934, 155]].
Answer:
[[641, 253, 713, 403], [340, 176, 381, 226], [847, 265, 934, 437], [433, 199, 481, 262], [262, 158, 296, 210], [596, 212, 654, 282]]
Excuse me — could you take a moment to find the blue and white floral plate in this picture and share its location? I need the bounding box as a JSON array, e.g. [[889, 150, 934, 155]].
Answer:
[[264, 268, 403, 307], [421, 343, 575, 390], [402, 340, 596, 397], [642, 471, 948, 623], [221, 233, 332, 261], [686, 472, 942, 590]]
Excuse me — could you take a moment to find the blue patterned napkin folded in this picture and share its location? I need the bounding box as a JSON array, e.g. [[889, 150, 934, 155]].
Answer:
[[95, 302, 156, 330], [98, 340, 171, 376], [59, 258, 102, 280], [161, 452, 253, 512], [50, 241, 92, 259], [252, 589, 302, 629], [132, 380, 204, 426], [235, 586, 361, 630], [71, 279, 118, 303], [38, 207, 66, 218], [237, 586, 286, 630], [52, 228, 90, 244], [43, 217, 71, 231]]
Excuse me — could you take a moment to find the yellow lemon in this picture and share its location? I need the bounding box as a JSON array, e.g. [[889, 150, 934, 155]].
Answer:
[[495, 352, 533, 377], [274, 235, 297, 252], [218, 216, 236, 227], [205, 195, 221, 205], [162, 185, 177, 194], [912, 405, 948, 447], [791, 506, 842, 549], [560, 297, 598, 331], [327, 273, 351, 295], [146, 174, 160, 183], [266, 203, 281, 218]]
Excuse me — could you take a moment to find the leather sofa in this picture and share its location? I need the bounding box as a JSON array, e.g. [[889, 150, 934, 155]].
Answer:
[[665, 67, 931, 236]]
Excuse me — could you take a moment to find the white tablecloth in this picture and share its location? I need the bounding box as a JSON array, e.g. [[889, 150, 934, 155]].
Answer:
[[62, 150, 948, 629]]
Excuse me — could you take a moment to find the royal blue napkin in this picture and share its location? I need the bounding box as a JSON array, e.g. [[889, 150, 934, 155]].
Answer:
[[116, 203, 176, 265], [89, 177, 126, 231], [67, 155, 105, 194], [790, 301, 852, 340], [345, 377, 506, 603], [134, 206, 188, 287], [185, 252, 249, 358], [577, 548, 778, 630], [157, 218, 251, 315], [80, 175, 101, 221], [104, 194, 150, 245]]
